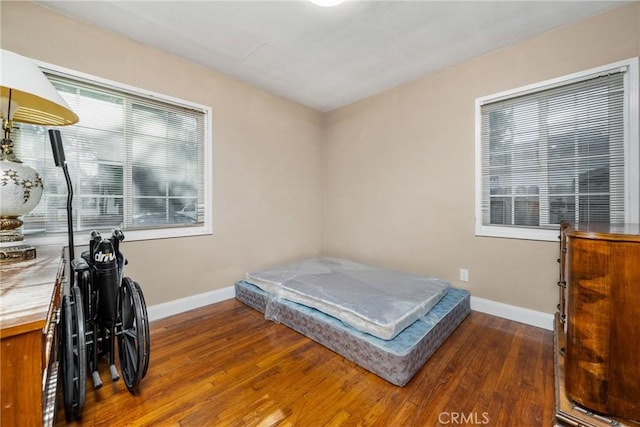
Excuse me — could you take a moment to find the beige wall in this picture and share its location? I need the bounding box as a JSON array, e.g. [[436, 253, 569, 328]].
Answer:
[[2, 2, 638, 315], [323, 3, 640, 314], [1, 1, 324, 305]]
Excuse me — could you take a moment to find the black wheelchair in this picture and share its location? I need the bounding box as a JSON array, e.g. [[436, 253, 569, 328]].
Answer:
[[49, 129, 150, 420], [60, 229, 150, 420]]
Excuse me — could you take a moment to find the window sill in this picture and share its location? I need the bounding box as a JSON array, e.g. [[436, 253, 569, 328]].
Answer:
[[475, 224, 560, 242], [26, 224, 212, 247]]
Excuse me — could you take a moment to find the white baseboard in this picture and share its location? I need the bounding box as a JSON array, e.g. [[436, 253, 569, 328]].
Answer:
[[147, 285, 554, 331], [470, 296, 554, 331], [147, 285, 236, 322]]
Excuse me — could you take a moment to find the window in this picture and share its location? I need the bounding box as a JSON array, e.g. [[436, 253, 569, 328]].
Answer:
[[475, 58, 639, 241], [16, 62, 212, 243]]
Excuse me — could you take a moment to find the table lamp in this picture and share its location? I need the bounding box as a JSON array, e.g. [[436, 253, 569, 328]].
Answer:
[[1, 49, 79, 263]]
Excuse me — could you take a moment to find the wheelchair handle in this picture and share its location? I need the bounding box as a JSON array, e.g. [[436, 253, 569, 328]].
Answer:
[[112, 229, 125, 242], [110, 229, 124, 262], [89, 230, 102, 265]]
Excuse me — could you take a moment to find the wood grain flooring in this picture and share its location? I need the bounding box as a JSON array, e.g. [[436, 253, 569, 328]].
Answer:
[[55, 298, 555, 426]]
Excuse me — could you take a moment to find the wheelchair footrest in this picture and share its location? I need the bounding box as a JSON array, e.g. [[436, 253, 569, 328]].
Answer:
[[92, 371, 103, 389], [110, 364, 120, 382]]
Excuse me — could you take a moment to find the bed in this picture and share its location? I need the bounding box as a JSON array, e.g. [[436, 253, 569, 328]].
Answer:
[[235, 257, 470, 386]]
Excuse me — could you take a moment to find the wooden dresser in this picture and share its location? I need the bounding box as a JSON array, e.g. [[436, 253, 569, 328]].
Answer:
[[0, 246, 65, 427], [555, 223, 640, 425]]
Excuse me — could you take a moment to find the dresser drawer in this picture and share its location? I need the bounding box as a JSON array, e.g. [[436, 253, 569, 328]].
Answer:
[[42, 258, 64, 426]]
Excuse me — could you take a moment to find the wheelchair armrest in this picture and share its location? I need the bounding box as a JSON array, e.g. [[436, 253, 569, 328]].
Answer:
[[71, 258, 90, 272]]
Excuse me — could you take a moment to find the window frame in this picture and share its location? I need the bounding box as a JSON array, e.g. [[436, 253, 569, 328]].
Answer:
[[475, 57, 639, 241], [26, 59, 213, 246]]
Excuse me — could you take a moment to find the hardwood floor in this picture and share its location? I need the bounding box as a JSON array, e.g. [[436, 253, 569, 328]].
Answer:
[[55, 299, 555, 426]]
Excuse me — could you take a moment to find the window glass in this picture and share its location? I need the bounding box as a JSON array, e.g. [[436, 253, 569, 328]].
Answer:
[[476, 59, 638, 240], [16, 67, 210, 240]]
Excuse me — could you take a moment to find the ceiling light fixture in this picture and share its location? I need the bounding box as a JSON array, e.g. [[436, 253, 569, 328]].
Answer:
[[309, 0, 345, 7]]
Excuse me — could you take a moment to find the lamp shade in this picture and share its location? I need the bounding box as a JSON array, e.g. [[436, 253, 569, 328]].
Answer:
[[0, 49, 78, 126]]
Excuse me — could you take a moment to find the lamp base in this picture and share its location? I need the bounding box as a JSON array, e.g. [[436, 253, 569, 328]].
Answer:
[[0, 227, 24, 243], [0, 243, 36, 263], [0, 218, 38, 263]]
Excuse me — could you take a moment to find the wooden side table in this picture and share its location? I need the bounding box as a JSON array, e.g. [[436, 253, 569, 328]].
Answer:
[[0, 246, 65, 426]]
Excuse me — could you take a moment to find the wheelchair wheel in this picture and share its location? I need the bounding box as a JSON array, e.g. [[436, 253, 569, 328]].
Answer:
[[133, 280, 150, 379], [60, 285, 87, 420], [117, 277, 150, 391]]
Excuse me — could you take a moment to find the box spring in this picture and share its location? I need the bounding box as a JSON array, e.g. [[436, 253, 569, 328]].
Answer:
[[235, 280, 470, 386]]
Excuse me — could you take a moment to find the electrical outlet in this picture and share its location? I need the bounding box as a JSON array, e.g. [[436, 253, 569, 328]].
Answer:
[[459, 268, 469, 282]]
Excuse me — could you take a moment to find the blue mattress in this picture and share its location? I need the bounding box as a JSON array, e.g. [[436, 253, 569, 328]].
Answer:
[[235, 280, 470, 386]]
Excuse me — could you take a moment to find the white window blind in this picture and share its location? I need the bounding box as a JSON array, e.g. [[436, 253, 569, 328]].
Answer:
[[15, 70, 209, 239], [478, 65, 634, 239]]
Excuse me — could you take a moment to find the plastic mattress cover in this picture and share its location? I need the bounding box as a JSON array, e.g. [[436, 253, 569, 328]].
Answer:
[[245, 257, 450, 340]]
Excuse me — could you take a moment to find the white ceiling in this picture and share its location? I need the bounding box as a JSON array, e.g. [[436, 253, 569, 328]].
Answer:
[[38, 0, 628, 112]]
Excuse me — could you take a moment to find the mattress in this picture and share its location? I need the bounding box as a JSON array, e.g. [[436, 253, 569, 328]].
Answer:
[[235, 280, 470, 386], [245, 257, 450, 340]]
